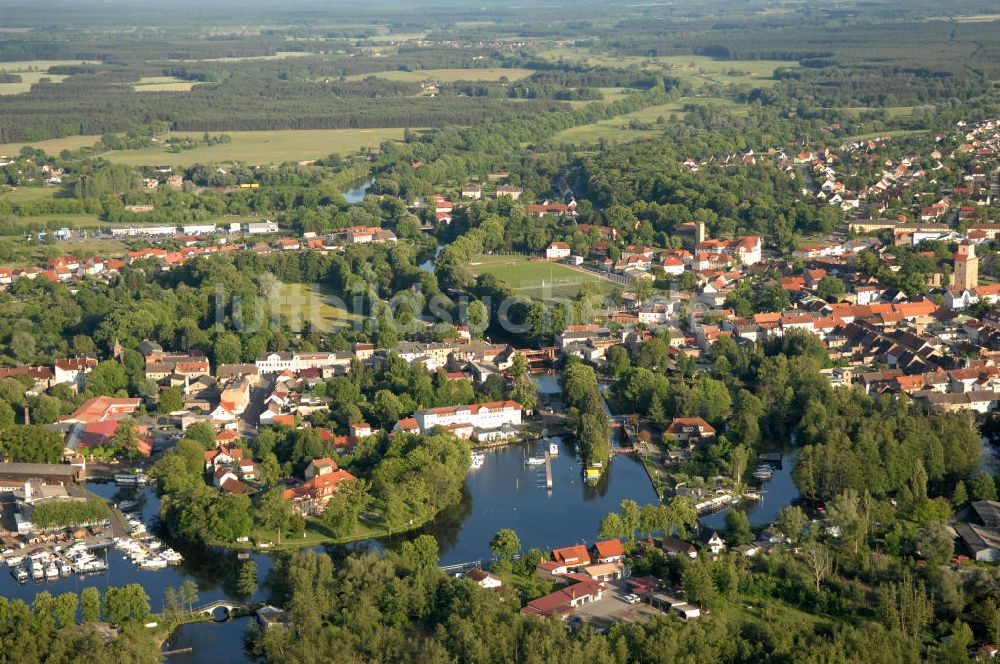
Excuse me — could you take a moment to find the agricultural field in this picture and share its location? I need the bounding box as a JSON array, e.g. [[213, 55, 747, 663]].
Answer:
[[0, 60, 96, 95], [535, 47, 795, 89], [164, 51, 315, 63], [130, 76, 198, 92], [101, 128, 410, 166], [468, 255, 617, 302], [346, 67, 534, 83], [554, 97, 743, 146], [0, 134, 102, 155], [274, 282, 360, 333]]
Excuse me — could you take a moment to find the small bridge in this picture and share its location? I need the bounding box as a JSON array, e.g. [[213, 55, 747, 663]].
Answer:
[[196, 599, 250, 620]]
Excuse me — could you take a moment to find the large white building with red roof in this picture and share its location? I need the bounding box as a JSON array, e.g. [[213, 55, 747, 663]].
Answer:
[[413, 400, 522, 434]]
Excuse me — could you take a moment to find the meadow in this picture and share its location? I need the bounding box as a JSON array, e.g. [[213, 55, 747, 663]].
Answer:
[[554, 97, 743, 146], [101, 128, 410, 166], [468, 255, 616, 301], [274, 282, 360, 333], [0, 135, 102, 155]]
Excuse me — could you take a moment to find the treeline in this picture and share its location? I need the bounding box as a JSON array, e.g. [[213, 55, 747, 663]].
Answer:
[[30, 499, 108, 529], [561, 360, 611, 467]]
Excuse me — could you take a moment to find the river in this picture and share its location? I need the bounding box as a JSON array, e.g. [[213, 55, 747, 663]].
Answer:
[[342, 178, 374, 204]]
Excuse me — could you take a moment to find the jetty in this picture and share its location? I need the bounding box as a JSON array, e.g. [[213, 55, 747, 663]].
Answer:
[[544, 451, 553, 490]]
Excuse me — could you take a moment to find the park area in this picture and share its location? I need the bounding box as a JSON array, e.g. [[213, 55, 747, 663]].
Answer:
[[469, 255, 616, 302]]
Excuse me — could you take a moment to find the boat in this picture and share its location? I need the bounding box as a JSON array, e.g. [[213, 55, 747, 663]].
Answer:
[[13, 566, 27, 582], [30, 564, 43, 581], [470, 452, 486, 469], [59, 560, 71, 576], [139, 557, 167, 570], [114, 472, 147, 486], [548, 441, 559, 455], [752, 465, 774, 481], [525, 456, 546, 466], [118, 499, 141, 512], [6, 555, 24, 567], [162, 549, 183, 564], [45, 562, 59, 579]]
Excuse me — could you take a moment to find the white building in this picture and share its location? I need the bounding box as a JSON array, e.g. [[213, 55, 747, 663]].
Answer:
[[182, 223, 218, 235], [414, 400, 522, 434], [545, 242, 571, 260], [255, 351, 352, 374], [243, 220, 279, 235], [110, 225, 178, 237]]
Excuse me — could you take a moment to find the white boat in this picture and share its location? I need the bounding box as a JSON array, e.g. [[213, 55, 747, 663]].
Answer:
[[6, 556, 24, 567], [525, 456, 545, 466], [139, 557, 167, 570], [752, 465, 774, 481], [45, 562, 59, 579], [145, 539, 162, 550], [59, 560, 71, 576], [162, 549, 183, 564], [470, 452, 486, 469], [115, 472, 147, 486], [13, 566, 28, 582], [30, 565, 43, 580], [548, 442, 559, 455]]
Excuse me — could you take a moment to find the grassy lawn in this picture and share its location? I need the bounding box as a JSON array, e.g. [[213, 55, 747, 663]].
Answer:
[[101, 128, 410, 166], [710, 595, 828, 630], [0, 186, 59, 202], [1, 213, 108, 231], [469, 255, 616, 301], [131, 76, 197, 92], [346, 67, 535, 83], [274, 282, 360, 332], [835, 106, 914, 118], [0, 238, 128, 267], [0, 135, 102, 156]]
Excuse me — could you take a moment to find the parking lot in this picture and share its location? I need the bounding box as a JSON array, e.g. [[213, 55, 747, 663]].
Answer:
[[573, 580, 663, 625]]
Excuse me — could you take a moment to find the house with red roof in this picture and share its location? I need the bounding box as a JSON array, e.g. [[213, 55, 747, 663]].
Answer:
[[520, 578, 606, 617], [664, 417, 716, 447], [592, 539, 625, 564], [283, 458, 356, 516]]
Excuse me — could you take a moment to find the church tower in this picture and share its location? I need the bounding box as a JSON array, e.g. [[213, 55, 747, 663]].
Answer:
[[954, 241, 979, 291]]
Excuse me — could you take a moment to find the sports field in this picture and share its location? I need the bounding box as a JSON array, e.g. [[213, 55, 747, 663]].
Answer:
[[274, 282, 360, 332], [469, 255, 616, 302], [347, 67, 534, 83], [101, 128, 410, 166]]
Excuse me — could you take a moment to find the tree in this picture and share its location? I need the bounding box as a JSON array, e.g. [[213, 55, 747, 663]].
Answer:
[[179, 580, 199, 615], [0, 425, 63, 462], [237, 560, 257, 598], [775, 505, 808, 543], [322, 478, 370, 536], [490, 528, 521, 562], [81, 586, 100, 622], [86, 360, 127, 396], [802, 541, 833, 593], [951, 480, 968, 509], [619, 499, 640, 545], [816, 276, 846, 300], [914, 521, 954, 565], [53, 592, 77, 629], [682, 558, 717, 608], [214, 331, 242, 365], [972, 471, 997, 502], [599, 512, 625, 541], [102, 584, 151, 625], [110, 419, 144, 457], [158, 386, 183, 414], [724, 509, 752, 546], [184, 420, 218, 449]]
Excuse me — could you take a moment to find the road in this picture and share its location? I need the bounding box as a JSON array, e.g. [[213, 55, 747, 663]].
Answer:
[[238, 377, 271, 439]]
